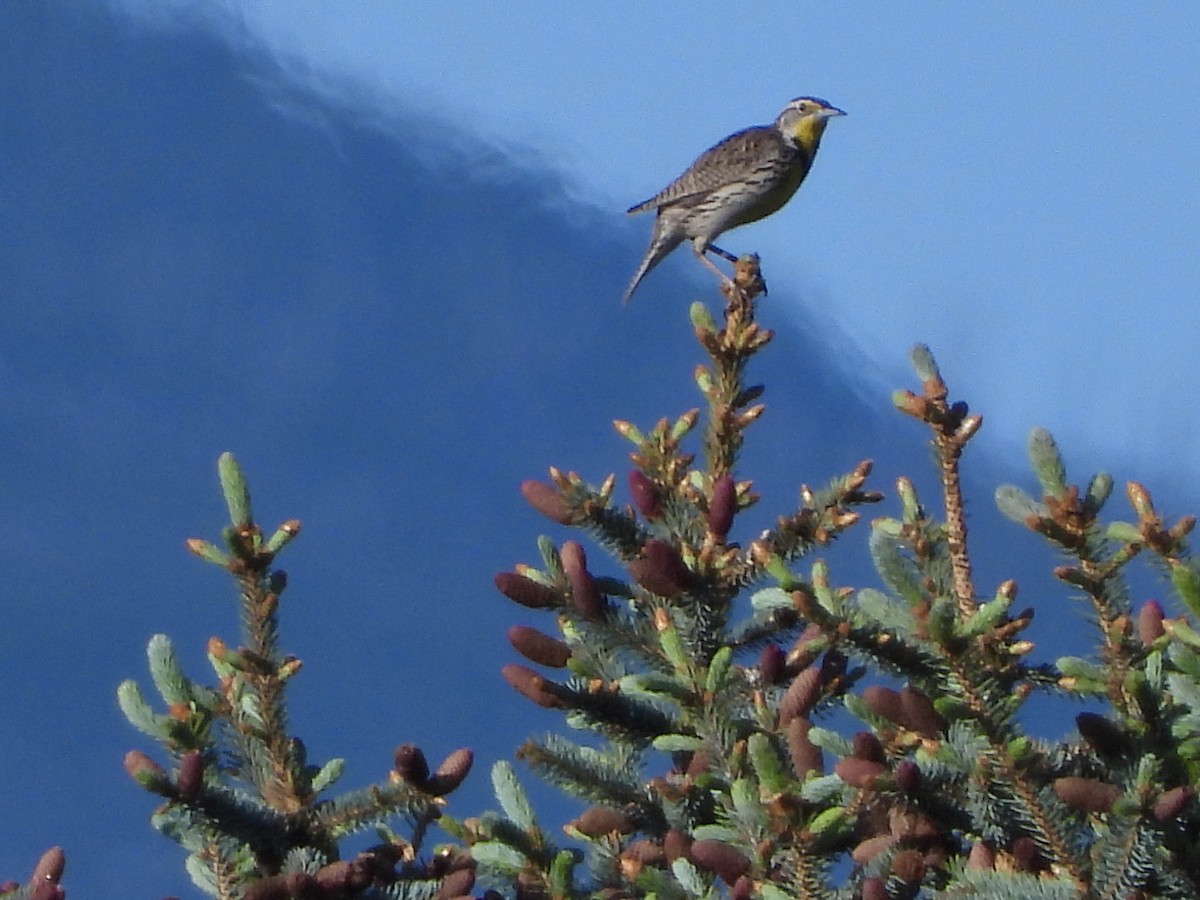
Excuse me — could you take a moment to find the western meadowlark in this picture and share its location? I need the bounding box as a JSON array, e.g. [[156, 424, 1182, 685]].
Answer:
[[624, 97, 845, 302]]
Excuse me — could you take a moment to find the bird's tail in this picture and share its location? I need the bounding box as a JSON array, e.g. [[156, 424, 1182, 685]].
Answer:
[[624, 231, 682, 303]]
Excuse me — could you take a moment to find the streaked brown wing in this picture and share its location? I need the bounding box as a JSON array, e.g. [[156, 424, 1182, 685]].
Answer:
[[627, 125, 783, 214]]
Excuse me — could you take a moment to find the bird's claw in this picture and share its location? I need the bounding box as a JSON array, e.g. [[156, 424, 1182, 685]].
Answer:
[[733, 254, 767, 298]]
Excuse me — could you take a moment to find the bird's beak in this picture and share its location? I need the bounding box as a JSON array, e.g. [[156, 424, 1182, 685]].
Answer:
[[821, 106, 846, 118]]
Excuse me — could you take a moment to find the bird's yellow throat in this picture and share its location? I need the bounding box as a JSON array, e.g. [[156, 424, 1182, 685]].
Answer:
[[791, 116, 828, 152]]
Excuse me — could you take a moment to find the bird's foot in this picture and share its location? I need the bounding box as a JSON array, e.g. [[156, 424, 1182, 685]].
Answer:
[[733, 254, 766, 298]]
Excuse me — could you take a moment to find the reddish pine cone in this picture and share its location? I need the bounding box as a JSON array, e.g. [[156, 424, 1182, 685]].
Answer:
[[314, 859, 372, 892], [835, 757, 887, 790], [862, 685, 904, 725], [628, 539, 693, 598], [1138, 599, 1165, 645], [628, 470, 663, 521], [758, 644, 785, 685], [778, 667, 822, 726], [571, 806, 636, 836], [502, 664, 565, 708], [561, 540, 603, 620], [689, 840, 750, 886], [967, 841, 995, 870], [426, 748, 474, 797], [30, 847, 65, 887], [1053, 776, 1119, 813], [507, 625, 571, 667], [243, 876, 295, 900], [436, 868, 476, 899], [894, 760, 920, 794], [176, 749, 205, 799], [520, 480, 575, 524], [708, 475, 736, 538], [851, 731, 885, 763], [394, 743, 430, 786], [899, 687, 944, 738], [1011, 836, 1046, 872], [663, 829, 691, 863], [30, 884, 66, 900], [1153, 786, 1194, 822], [786, 716, 823, 780], [890, 849, 926, 884], [494, 572, 562, 609]]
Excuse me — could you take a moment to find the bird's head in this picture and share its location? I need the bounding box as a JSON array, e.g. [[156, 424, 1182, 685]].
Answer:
[[777, 97, 845, 149]]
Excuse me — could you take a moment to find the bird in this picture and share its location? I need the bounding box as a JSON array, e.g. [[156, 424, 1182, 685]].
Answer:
[[624, 96, 845, 302]]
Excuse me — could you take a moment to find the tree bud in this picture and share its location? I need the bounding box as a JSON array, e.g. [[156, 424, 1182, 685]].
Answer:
[[124, 750, 172, 795]]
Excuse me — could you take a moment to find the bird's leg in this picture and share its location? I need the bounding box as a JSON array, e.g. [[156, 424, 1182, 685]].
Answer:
[[705, 243, 740, 263], [694, 243, 736, 291]]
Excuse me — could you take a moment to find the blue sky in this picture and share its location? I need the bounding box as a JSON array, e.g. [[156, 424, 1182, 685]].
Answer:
[[105, 0, 1200, 475], [1, 3, 1197, 896]]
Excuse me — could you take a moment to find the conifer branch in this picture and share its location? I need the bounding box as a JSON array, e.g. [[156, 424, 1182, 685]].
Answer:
[[893, 345, 981, 616], [119, 454, 472, 898], [492, 273, 1200, 897]]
